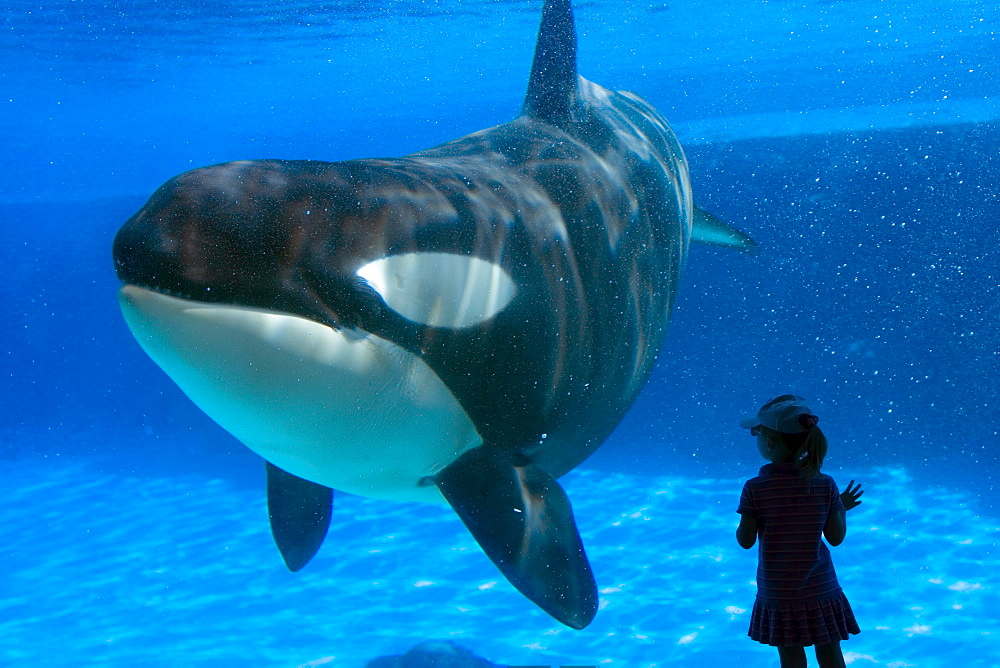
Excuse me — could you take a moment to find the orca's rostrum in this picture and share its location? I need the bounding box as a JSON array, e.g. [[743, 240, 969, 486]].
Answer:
[[113, 0, 756, 629]]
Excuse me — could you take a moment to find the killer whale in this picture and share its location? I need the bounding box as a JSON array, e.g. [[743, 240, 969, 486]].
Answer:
[[113, 0, 756, 629]]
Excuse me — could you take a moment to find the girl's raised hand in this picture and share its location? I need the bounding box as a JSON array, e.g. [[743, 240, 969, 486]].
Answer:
[[841, 480, 864, 511]]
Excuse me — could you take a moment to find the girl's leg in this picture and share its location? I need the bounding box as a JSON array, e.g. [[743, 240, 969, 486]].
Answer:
[[814, 641, 846, 668], [776, 645, 807, 668]]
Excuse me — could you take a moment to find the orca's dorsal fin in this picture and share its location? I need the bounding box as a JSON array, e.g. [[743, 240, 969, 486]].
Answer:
[[521, 0, 580, 123], [692, 207, 759, 255]]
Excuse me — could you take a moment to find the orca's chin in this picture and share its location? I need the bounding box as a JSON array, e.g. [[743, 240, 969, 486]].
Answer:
[[118, 285, 482, 503]]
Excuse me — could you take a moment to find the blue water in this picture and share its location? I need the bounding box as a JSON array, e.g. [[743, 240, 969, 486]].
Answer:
[[2, 0, 998, 665]]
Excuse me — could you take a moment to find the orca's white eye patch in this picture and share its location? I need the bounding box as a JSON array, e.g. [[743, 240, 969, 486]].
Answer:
[[356, 252, 517, 328]]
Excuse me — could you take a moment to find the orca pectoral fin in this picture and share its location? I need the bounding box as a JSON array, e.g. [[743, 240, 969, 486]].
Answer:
[[434, 447, 598, 629], [266, 462, 333, 572], [692, 207, 759, 255]]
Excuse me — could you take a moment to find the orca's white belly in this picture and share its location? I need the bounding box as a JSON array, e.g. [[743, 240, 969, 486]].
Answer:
[[118, 285, 481, 503]]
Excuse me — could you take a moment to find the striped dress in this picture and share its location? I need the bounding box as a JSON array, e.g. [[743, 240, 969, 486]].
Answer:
[[737, 462, 861, 646]]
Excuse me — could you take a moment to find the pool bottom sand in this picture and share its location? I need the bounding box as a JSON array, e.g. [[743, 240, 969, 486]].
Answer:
[[0, 456, 995, 667]]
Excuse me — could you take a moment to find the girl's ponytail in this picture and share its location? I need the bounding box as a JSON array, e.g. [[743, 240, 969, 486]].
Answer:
[[794, 424, 828, 479]]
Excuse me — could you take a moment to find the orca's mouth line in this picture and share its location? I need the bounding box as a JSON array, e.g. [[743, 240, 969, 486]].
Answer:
[[118, 281, 361, 339], [116, 265, 371, 336], [119, 281, 207, 304]]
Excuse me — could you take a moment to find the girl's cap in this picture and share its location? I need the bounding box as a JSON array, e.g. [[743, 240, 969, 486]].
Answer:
[[739, 394, 817, 434]]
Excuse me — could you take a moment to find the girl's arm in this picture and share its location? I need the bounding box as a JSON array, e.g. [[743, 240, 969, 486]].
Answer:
[[824, 509, 846, 546], [826, 480, 864, 547], [736, 513, 757, 549]]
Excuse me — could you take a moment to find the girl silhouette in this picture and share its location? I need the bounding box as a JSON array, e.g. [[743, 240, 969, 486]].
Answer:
[[736, 395, 863, 668]]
